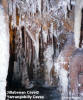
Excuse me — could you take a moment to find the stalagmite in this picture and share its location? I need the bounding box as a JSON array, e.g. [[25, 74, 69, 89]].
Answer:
[[54, 34, 75, 96], [0, 1, 9, 100], [44, 45, 54, 85]]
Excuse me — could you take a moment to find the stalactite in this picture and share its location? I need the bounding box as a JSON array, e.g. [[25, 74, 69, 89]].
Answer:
[[8, 0, 13, 16], [7, 0, 74, 89], [37, 0, 41, 14], [12, 0, 16, 27], [42, 23, 48, 43]]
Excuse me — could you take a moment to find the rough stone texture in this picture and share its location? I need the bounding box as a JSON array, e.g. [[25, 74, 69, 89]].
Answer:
[[70, 49, 83, 96]]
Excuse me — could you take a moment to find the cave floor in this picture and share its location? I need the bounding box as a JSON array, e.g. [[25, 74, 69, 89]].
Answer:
[[6, 81, 61, 100]]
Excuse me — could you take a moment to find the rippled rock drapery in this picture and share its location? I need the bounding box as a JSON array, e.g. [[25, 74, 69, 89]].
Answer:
[[7, 0, 74, 88]]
